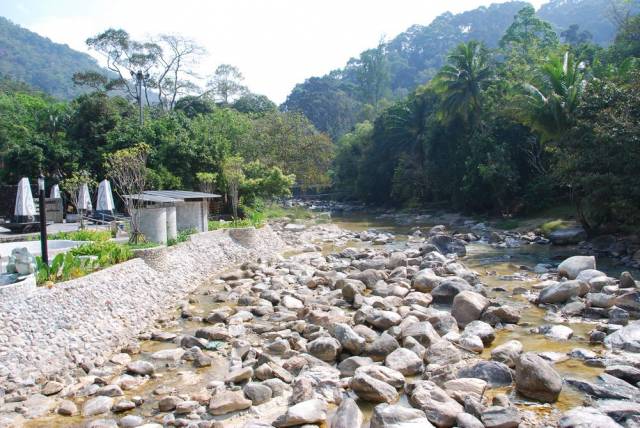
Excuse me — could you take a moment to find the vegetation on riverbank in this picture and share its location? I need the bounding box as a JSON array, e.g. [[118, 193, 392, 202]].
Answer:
[[332, 7, 640, 236]]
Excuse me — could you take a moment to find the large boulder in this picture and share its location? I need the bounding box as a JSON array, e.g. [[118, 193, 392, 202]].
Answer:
[[370, 403, 433, 428], [412, 268, 442, 292], [331, 323, 365, 355], [273, 399, 327, 427], [452, 291, 489, 328], [432, 277, 473, 303], [331, 397, 363, 428], [515, 352, 563, 403], [538, 280, 588, 304], [401, 321, 441, 348], [604, 321, 640, 352], [557, 256, 596, 280], [490, 340, 523, 368], [208, 390, 252, 415], [356, 365, 405, 390], [408, 381, 464, 427], [307, 337, 342, 362], [457, 361, 513, 387], [549, 228, 587, 245], [558, 406, 621, 428], [428, 234, 467, 257], [350, 372, 399, 403], [615, 290, 640, 313], [385, 348, 423, 376]]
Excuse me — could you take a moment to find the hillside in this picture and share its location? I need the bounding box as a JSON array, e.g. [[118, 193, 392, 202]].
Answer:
[[283, 0, 638, 140], [0, 17, 107, 99], [539, 0, 640, 45]]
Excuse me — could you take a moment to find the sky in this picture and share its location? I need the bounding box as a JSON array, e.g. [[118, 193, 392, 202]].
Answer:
[[1, 0, 546, 103]]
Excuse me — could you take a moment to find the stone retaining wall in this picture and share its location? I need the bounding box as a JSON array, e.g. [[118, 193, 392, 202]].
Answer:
[[0, 226, 286, 386]]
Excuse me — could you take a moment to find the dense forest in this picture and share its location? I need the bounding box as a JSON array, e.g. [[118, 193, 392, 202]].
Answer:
[[332, 4, 640, 234], [0, 17, 110, 99], [282, 0, 639, 140]]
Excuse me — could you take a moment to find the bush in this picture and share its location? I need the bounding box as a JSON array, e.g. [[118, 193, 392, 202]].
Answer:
[[49, 229, 112, 242], [36, 253, 98, 285], [70, 241, 133, 266], [167, 228, 197, 246]]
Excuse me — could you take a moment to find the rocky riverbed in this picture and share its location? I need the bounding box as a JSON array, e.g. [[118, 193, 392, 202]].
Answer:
[[2, 215, 640, 427]]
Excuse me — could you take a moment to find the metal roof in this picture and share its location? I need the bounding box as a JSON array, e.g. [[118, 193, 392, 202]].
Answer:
[[123, 190, 222, 204], [143, 190, 221, 201]]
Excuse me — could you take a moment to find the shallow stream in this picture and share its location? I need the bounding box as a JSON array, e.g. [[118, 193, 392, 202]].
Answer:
[[25, 211, 639, 427]]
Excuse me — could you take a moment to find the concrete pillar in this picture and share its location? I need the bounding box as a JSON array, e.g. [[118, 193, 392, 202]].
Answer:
[[176, 201, 207, 233], [137, 207, 167, 244], [166, 206, 177, 240]]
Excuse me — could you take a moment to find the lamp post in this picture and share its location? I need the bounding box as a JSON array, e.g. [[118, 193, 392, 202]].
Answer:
[[38, 175, 49, 267], [130, 70, 147, 126]]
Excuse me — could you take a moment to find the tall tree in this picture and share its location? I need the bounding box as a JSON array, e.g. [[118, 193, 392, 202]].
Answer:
[[518, 51, 587, 143], [433, 41, 493, 123], [352, 41, 390, 112], [500, 5, 559, 57], [206, 64, 248, 104]]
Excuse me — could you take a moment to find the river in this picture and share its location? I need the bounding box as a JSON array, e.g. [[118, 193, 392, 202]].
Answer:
[[23, 210, 639, 427]]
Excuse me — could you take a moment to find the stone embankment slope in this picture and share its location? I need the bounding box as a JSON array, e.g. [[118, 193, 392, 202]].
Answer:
[[0, 227, 285, 390]]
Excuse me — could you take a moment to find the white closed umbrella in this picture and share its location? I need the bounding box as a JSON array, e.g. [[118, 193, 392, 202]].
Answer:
[[96, 179, 115, 211], [14, 177, 36, 217], [50, 184, 61, 199], [77, 183, 93, 211]]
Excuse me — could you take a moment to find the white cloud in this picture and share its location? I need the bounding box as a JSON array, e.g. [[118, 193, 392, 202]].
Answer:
[[9, 0, 547, 103]]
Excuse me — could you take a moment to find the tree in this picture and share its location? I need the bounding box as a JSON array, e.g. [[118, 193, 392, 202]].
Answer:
[[206, 64, 248, 104], [241, 161, 295, 206], [500, 6, 559, 57], [232, 93, 277, 115], [153, 35, 204, 111], [561, 24, 593, 46], [85, 29, 159, 105], [84, 29, 203, 111], [196, 172, 218, 193], [222, 156, 245, 219], [60, 170, 96, 229], [518, 51, 587, 143], [104, 143, 150, 242], [433, 41, 493, 123], [247, 112, 334, 190], [351, 41, 390, 112], [555, 75, 640, 233]]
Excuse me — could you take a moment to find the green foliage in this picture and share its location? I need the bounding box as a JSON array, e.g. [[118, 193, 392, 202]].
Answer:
[[35, 252, 98, 285], [49, 229, 112, 241], [540, 219, 572, 235], [167, 228, 197, 246], [0, 17, 110, 99], [70, 241, 133, 265], [433, 41, 493, 123]]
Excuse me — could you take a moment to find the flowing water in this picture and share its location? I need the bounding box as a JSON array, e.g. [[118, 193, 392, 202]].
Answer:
[[24, 211, 639, 427]]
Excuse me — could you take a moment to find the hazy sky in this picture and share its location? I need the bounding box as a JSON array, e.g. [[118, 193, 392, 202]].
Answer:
[[1, 0, 545, 103]]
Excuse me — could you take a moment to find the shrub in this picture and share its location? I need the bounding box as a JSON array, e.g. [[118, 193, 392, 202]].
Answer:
[[167, 228, 197, 246], [71, 241, 132, 266], [49, 229, 112, 242]]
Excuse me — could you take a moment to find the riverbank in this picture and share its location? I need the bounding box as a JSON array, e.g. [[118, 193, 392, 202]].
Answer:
[[0, 226, 287, 421]]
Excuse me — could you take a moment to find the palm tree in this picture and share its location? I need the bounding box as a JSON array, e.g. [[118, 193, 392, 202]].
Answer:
[[519, 51, 587, 143], [433, 41, 493, 124]]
